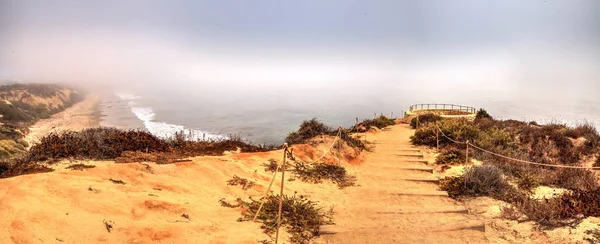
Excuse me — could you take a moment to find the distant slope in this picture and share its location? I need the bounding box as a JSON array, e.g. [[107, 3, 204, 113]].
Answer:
[[0, 83, 85, 158]]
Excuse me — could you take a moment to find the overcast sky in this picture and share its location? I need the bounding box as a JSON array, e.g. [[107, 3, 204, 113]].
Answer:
[[0, 0, 598, 95]]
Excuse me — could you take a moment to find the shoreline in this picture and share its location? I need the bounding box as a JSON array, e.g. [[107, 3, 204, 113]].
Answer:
[[24, 94, 102, 146]]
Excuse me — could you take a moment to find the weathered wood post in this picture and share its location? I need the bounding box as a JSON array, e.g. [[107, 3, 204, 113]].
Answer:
[[275, 143, 289, 244], [338, 126, 342, 165], [465, 140, 470, 163], [436, 123, 439, 149]]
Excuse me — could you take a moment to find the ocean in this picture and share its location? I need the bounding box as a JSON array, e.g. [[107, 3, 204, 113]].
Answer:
[[99, 84, 600, 145]]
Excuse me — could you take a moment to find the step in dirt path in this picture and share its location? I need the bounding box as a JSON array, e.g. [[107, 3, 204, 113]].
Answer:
[[317, 123, 488, 244]]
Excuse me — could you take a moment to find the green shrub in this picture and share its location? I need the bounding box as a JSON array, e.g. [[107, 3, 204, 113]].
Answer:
[[411, 118, 480, 147], [516, 172, 541, 193], [435, 145, 466, 165], [353, 115, 395, 132], [285, 118, 333, 145], [475, 108, 492, 120]]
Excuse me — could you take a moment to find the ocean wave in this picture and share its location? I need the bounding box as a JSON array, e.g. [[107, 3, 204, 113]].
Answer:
[[114, 92, 223, 141]]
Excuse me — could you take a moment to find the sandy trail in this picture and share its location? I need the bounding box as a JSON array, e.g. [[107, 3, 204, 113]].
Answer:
[[24, 94, 100, 146], [316, 124, 488, 243]]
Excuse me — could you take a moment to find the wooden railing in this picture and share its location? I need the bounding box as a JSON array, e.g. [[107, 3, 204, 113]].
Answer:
[[409, 104, 477, 114]]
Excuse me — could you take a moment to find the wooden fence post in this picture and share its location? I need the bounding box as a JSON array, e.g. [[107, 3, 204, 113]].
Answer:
[[338, 126, 342, 165], [465, 140, 469, 163], [416, 115, 420, 129], [275, 143, 288, 244], [436, 123, 439, 149]]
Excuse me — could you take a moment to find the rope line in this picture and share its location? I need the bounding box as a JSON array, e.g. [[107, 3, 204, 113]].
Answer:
[[435, 126, 600, 170]]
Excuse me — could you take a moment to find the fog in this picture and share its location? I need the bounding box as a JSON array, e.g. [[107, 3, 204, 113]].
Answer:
[[0, 1, 598, 132]]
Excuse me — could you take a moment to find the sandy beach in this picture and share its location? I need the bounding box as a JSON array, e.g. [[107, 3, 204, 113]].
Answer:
[[25, 94, 101, 146]]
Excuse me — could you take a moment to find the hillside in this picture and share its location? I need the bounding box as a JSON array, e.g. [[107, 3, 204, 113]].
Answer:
[[0, 83, 85, 158]]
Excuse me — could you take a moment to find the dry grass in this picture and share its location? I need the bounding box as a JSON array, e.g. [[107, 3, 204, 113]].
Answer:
[[227, 175, 256, 190], [65, 163, 96, 171], [222, 194, 333, 244], [290, 161, 356, 189]]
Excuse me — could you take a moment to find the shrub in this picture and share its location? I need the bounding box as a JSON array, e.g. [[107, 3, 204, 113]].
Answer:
[[291, 162, 356, 189], [66, 164, 96, 171], [463, 165, 511, 196], [29, 128, 171, 161], [285, 118, 333, 145], [410, 113, 442, 129], [339, 129, 365, 151], [227, 175, 255, 190], [0, 156, 53, 178], [262, 159, 281, 173], [475, 108, 492, 120], [224, 194, 333, 244], [435, 145, 466, 165], [411, 118, 480, 147], [361, 115, 395, 129], [516, 172, 541, 193], [440, 165, 511, 198]]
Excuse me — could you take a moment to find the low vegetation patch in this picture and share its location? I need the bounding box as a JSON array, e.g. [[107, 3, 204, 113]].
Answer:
[[355, 115, 395, 131], [29, 128, 170, 161], [2, 127, 278, 178], [222, 194, 333, 244], [475, 108, 492, 120], [425, 110, 600, 227], [0, 157, 53, 178], [290, 161, 356, 189], [285, 118, 333, 145], [435, 145, 466, 165], [66, 163, 96, 171], [227, 175, 255, 190]]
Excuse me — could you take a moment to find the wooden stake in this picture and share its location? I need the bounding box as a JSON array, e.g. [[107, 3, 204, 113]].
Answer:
[[416, 115, 420, 129], [465, 140, 469, 163], [436, 124, 439, 149], [338, 126, 342, 165], [253, 144, 287, 222], [275, 144, 288, 244]]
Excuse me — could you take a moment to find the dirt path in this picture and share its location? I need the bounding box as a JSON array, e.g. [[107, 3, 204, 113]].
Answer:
[[317, 123, 488, 243]]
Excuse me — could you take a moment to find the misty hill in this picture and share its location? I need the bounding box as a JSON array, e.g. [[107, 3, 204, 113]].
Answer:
[[0, 83, 84, 158]]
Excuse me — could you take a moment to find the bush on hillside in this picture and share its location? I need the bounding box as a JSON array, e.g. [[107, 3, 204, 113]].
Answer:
[[359, 115, 395, 130], [0, 156, 53, 178], [339, 129, 366, 151], [411, 118, 480, 147], [410, 113, 442, 129], [285, 118, 333, 145], [291, 161, 356, 189], [0, 139, 27, 159], [475, 108, 492, 120], [441, 165, 511, 198], [222, 194, 333, 244], [29, 128, 171, 160], [435, 145, 466, 165]]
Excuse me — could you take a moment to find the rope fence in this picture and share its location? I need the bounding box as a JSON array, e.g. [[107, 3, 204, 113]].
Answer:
[[434, 125, 600, 170]]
